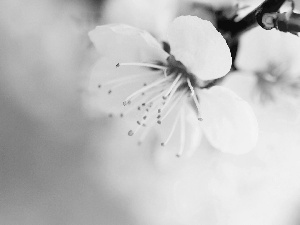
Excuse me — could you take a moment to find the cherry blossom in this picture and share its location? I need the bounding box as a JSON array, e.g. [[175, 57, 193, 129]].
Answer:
[[234, 27, 300, 104], [87, 15, 258, 155]]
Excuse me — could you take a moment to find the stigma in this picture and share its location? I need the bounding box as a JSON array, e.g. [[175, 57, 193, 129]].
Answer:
[[98, 55, 204, 157]]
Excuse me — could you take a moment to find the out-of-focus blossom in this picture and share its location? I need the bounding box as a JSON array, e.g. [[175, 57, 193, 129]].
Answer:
[[87, 15, 258, 155], [233, 27, 300, 106], [213, 24, 300, 225]]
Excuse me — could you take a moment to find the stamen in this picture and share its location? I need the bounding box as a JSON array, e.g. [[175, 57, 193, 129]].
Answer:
[[132, 83, 167, 108], [145, 88, 168, 106], [122, 86, 165, 118], [124, 76, 172, 104], [121, 94, 152, 116], [163, 74, 182, 98], [161, 110, 181, 147], [160, 91, 187, 122], [187, 78, 203, 121], [123, 84, 164, 107], [99, 71, 160, 88], [129, 101, 161, 138], [158, 78, 184, 115], [128, 121, 143, 136], [117, 62, 167, 70], [176, 109, 186, 157]]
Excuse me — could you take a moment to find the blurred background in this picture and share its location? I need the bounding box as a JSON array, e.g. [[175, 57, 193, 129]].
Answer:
[[1, 0, 300, 224]]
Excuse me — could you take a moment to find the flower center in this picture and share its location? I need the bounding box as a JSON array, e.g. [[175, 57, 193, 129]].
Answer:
[[98, 55, 205, 157]]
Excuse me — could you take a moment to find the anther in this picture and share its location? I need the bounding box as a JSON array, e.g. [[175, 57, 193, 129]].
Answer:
[[176, 154, 181, 158], [143, 116, 147, 120], [161, 143, 165, 147], [108, 90, 112, 94], [128, 130, 134, 136], [198, 118, 203, 121], [116, 63, 120, 68], [120, 113, 124, 117], [108, 113, 113, 118], [157, 120, 161, 124], [123, 101, 127, 106], [143, 83, 147, 86], [137, 121, 141, 125], [98, 85, 101, 88]]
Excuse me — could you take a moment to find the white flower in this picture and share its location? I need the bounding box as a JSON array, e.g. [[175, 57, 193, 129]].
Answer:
[[87, 15, 258, 155], [235, 27, 300, 103]]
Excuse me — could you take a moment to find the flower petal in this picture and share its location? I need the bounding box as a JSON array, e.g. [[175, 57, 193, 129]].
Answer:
[[85, 57, 162, 116], [88, 24, 169, 63], [197, 86, 258, 154], [167, 16, 232, 80]]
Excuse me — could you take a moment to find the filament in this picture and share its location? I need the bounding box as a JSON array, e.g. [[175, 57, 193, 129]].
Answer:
[[160, 91, 187, 122], [99, 71, 160, 88], [187, 78, 203, 121], [124, 76, 172, 104], [161, 110, 181, 147], [163, 74, 182, 98], [158, 78, 184, 114], [117, 62, 167, 70], [145, 88, 168, 106], [176, 108, 186, 157]]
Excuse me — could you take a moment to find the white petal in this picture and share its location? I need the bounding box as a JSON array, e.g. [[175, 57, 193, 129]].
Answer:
[[85, 57, 162, 116], [89, 24, 168, 63], [198, 86, 258, 154], [167, 16, 232, 80]]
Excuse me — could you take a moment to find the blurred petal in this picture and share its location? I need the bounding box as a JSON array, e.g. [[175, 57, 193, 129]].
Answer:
[[89, 24, 169, 63], [86, 57, 161, 116], [198, 86, 258, 154], [167, 16, 231, 80], [236, 27, 300, 74], [224, 71, 300, 127]]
